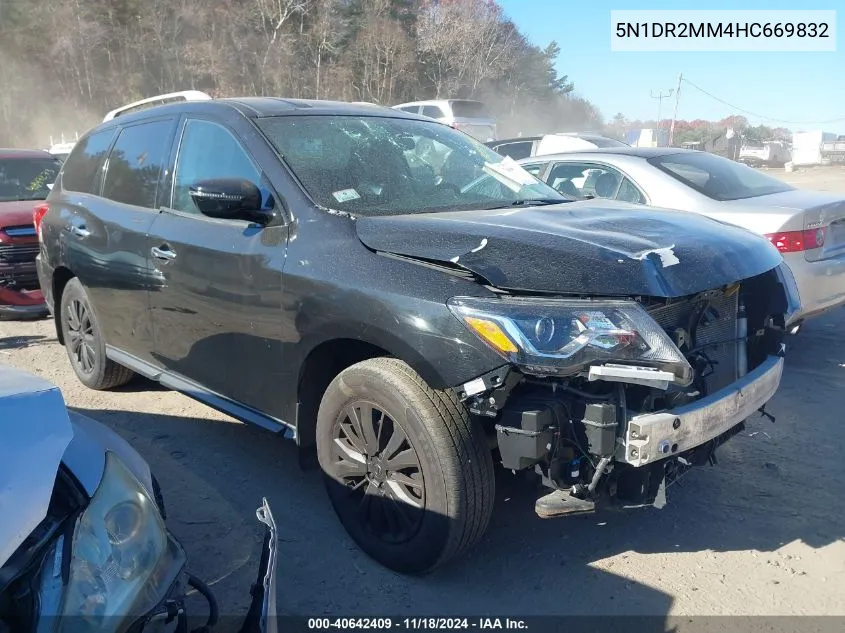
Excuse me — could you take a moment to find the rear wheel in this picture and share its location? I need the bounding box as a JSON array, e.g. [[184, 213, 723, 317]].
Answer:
[[60, 278, 134, 390], [316, 357, 495, 573]]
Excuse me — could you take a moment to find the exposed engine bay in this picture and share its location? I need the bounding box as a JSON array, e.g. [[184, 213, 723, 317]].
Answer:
[[458, 267, 792, 518]]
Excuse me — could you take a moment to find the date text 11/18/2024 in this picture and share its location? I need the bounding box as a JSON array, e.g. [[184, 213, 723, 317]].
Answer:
[[307, 618, 529, 630]]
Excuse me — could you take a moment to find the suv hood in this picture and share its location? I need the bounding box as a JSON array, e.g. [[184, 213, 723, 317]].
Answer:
[[0, 366, 74, 568], [0, 200, 39, 229], [355, 200, 783, 297]]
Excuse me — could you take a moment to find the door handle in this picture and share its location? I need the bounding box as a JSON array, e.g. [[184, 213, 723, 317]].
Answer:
[[70, 225, 91, 238], [151, 246, 177, 261]]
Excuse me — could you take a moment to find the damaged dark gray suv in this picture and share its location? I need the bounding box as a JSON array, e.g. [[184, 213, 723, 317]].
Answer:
[[35, 95, 800, 573]]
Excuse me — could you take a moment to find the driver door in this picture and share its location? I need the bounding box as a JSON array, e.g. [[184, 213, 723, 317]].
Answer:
[[147, 117, 290, 423]]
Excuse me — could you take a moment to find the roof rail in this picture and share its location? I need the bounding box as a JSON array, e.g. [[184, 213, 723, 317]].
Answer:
[[103, 90, 212, 122]]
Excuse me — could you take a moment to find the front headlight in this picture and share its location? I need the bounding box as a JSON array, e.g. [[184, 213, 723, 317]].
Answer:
[[37, 453, 186, 632], [448, 296, 692, 385]]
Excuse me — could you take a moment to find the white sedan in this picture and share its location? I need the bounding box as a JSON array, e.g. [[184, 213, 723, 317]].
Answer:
[[518, 148, 845, 326]]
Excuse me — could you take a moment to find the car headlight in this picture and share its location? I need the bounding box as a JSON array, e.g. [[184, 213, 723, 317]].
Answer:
[[37, 453, 186, 632], [448, 296, 693, 385]]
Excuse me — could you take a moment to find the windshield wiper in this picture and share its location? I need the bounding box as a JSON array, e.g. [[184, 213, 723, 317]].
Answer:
[[481, 198, 571, 210], [513, 198, 571, 206]]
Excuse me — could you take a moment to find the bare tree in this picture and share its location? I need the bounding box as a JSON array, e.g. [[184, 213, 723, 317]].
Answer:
[[0, 0, 602, 147]]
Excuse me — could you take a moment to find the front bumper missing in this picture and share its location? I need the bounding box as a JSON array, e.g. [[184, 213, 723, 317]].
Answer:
[[622, 355, 784, 467]]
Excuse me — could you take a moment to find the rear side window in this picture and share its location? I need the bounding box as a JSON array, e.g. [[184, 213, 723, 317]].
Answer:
[[62, 130, 115, 194], [102, 120, 173, 208], [616, 177, 646, 204], [421, 105, 445, 119]]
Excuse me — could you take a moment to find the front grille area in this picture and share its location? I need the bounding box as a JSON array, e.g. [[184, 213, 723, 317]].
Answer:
[[0, 243, 39, 264], [647, 288, 740, 394], [0, 242, 40, 290]]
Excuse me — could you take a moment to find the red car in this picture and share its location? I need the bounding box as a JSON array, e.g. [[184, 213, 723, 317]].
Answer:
[[0, 149, 61, 319]]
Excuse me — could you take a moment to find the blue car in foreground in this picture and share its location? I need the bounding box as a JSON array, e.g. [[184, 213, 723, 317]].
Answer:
[[0, 364, 278, 633]]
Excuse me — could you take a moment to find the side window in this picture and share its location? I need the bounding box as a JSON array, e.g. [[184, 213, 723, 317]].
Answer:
[[546, 162, 623, 199], [421, 105, 445, 119], [398, 106, 419, 113], [616, 177, 646, 204], [101, 120, 172, 208], [62, 129, 116, 194], [171, 119, 261, 214]]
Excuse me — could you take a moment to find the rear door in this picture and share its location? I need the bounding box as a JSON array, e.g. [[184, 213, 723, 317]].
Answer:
[[61, 118, 177, 362], [147, 116, 289, 422]]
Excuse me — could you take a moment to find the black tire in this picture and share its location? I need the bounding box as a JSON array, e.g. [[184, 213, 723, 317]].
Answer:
[[316, 357, 494, 573], [59, 278, 134, 390]]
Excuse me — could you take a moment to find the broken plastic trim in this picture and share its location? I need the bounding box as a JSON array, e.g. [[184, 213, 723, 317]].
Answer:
[[587, 364, 675, 390]]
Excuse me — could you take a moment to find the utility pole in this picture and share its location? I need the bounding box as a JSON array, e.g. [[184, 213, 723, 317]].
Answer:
[[650, 88, 674, 147], [669, 73, 683, 147]]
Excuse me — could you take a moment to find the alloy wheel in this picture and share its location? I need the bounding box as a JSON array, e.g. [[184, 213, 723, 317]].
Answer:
[[328, 401, 426, 544], [66, 299, 96, 374]]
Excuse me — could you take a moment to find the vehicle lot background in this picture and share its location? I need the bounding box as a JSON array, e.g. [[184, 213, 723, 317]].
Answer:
[[2, 166, 844, 618]]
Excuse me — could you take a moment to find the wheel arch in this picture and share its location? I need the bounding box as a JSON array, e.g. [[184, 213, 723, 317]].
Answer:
[[294, 329, 447, 450]]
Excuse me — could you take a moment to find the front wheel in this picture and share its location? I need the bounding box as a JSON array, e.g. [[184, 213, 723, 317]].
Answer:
[[316, 357, 495, 573]]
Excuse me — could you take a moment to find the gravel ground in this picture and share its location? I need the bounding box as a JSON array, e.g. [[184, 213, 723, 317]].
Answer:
[[1, 166, 844, 624]]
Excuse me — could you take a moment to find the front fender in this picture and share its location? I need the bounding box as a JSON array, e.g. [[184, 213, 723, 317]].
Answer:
[[64, 410, 154, 500], [296, 304, 505, 391]]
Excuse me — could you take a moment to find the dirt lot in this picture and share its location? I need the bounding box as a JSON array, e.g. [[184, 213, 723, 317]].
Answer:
[[2, 166, 844, 623]]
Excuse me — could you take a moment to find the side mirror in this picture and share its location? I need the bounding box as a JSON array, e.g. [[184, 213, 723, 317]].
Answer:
[[189, 178, 274, 224]]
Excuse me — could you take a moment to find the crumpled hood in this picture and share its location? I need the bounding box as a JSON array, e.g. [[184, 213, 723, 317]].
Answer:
[[356, 200, 784, 297], [0, 365, 74, 568]]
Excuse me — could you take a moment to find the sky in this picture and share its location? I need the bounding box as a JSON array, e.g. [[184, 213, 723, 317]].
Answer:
[[496, 0, 844, 133]]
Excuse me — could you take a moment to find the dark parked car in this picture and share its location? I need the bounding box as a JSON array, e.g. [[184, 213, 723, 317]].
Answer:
[[36, 95, 799, 573], [0, 149, 60, 318]]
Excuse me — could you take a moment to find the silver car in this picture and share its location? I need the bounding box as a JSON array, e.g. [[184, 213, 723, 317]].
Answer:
[[518, 148, 845, 325], [0, 364, 278, 633]]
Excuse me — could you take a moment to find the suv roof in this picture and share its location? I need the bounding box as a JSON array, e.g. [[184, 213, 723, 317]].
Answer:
[[394, 99, 485, 107], [95, 96, 417, 131]]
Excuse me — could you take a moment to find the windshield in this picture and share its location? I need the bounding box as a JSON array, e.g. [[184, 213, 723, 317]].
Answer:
[[258, 115, 565, 216], [0, 157, 62, 202], [648, 151, 793, 201]]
